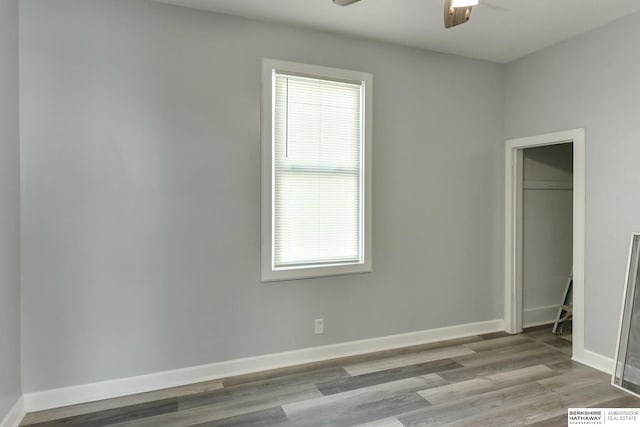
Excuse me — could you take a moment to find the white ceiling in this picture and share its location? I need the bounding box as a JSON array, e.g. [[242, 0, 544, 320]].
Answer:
[[155, 0, 640, 63]]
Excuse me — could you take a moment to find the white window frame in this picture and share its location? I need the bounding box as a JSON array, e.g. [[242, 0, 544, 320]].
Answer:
[[261, 59, 373, 282]]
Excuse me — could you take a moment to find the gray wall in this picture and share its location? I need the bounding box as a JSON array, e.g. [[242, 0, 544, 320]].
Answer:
[[0, 0, 22, 418], [506, 11, 640, 357], [522, 144, 573, 327], [20, 0, 505, 392]]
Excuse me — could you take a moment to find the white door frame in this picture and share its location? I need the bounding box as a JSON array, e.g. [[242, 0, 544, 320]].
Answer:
[[504, 128, 586, 361]]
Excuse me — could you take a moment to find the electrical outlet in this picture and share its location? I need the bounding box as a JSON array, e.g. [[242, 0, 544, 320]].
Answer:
[[314, 318, 324, 334]]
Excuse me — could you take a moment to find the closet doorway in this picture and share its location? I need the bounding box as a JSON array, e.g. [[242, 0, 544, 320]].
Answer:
[[504, 129, 586, 362], [521, 143, 573, 329]]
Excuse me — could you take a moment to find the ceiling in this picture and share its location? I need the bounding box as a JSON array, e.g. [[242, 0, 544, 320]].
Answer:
[[155, 0, 640, 63]]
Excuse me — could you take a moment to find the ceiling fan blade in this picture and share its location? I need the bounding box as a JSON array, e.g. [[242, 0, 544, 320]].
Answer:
[[444, 0, 473, 28], [333, 0, 361, 6]]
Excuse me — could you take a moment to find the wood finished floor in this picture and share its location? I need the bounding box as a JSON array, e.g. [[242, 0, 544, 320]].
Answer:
[[21, 325, 637, 427]]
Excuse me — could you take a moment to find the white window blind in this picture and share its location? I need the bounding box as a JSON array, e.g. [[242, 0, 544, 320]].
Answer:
[[273, 73, 364, 269]]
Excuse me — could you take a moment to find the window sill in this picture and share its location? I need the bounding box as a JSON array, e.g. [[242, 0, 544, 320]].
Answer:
[[261, 261, 372, 283]]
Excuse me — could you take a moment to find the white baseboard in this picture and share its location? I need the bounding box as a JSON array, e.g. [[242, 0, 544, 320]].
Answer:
[[523, 305, 561, 328], [573, 349, 614, 375], [0, 397, 24, 427], [23, 319, 504, 413]]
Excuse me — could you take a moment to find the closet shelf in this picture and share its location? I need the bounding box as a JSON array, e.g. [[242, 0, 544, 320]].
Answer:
[[523, 180, 573, 190]]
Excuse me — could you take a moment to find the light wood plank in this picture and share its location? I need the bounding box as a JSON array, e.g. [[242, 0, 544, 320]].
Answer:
[[354, 416, 405, 427], [284, 393, 431, 427], [344, 345, 475, 376], [399, 382, 554, 426], [439, 348, 567, 383], [452, 341, 550, 368], [188, 406, 288, 427], [283, 374, 445, 416], [316, 359, 461, 396], [462, 334, 532, 352], [419, 364, 557, 404]]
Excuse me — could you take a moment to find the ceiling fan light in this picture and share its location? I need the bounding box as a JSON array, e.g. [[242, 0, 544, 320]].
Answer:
[[451, 0, 478, 7], [333, 0, 361, 6]]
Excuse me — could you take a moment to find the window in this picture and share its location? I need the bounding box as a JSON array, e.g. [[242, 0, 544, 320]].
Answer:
[[261, 59, 372, 282]]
